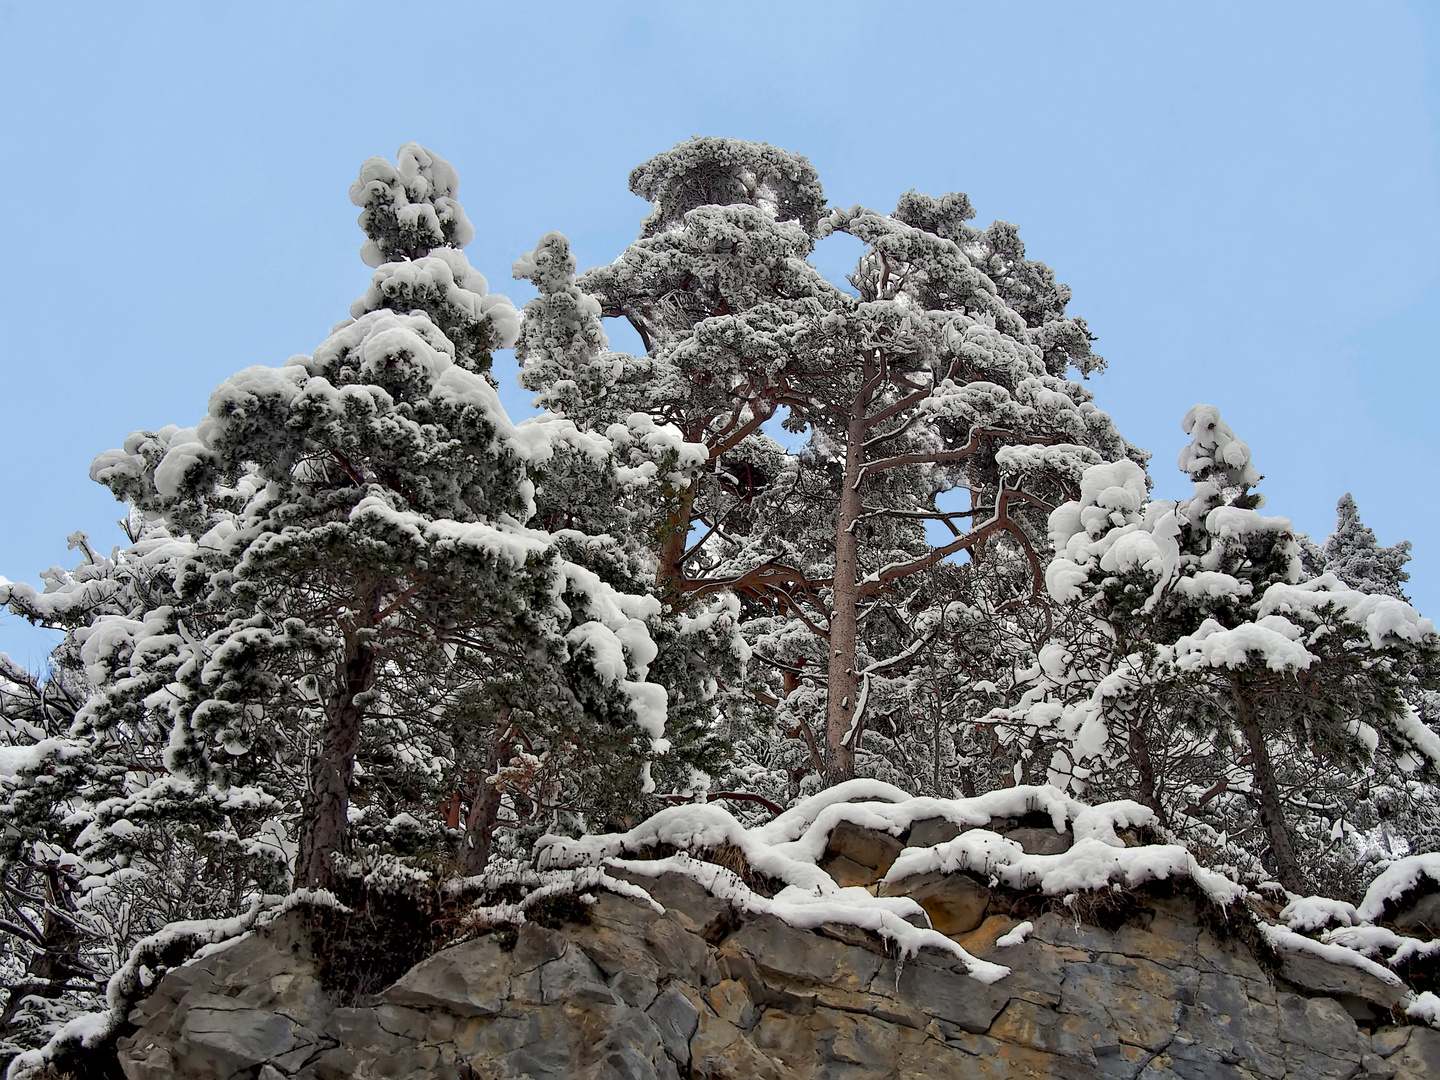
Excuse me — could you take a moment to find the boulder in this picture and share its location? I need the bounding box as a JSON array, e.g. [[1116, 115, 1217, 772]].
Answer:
[[906, 816, 963, 848], [818, 852, 878, 887], [1003, 826, 1073, 855], [726, 915, 884, 991], [1276, 949, 1409, 1020], [820, 822, 903, 885], [895, 957, 1012, 1033], [175, 997, 310, 1080], [880, 869, 992, 935], [646, 983, 700, 1068], [1392, 889, 1440, 937], [382, 934, 509, 1017], [539, 945, 622, 1006], [1394, 1027, 1440, 1075], [707, 978, 760, 1029]]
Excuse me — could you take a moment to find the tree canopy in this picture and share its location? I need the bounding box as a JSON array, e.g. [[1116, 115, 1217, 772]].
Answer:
[[2, 138, 1437, 1068]]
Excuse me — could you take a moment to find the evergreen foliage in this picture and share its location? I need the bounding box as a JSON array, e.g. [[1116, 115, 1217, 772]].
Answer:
[[1323, 493, 1413, 601], [2, 137, 1438, 1067], [516, 137, 1128, 788], [1038, 406, 1439, 893]]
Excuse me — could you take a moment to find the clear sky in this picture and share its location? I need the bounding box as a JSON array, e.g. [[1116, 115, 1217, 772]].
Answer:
[[1, 1, 1437, 668]]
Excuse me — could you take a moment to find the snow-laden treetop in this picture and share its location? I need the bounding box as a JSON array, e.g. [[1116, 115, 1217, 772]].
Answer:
[[628, 136, 829, 239], [351, 142, 475, 266], [1178, 402, 1263, 495]]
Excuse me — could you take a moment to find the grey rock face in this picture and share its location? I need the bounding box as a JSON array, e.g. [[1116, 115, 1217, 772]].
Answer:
[[1003, 826, 1074, 855], [1275, 949, 1409, 1021], [1391, 890, 1440, 937], [905, 816, 962, 848], [647, 983, 700, 1068], [117, 874, 1438, 1080], [116, 913, 338, 1080], [383, 934, 510, 1016]]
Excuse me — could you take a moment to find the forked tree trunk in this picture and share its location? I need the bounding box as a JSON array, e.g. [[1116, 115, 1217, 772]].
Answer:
[[825, 409, 869, 785], [297, 598, 377, 890], [460, 707, 514, 877], [1233, 680, 1306, 894]]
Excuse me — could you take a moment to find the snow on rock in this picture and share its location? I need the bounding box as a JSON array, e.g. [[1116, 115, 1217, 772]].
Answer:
[[1256, 922, 1407, 988], [1406, 990, 1440, 1027], [995, 920, 1034, 947], [1322, 924, 1440, 968], [1357, 852, 1440, 923], [532, 779, 1440, 1002], [538, 783, 1250, 985], [612, 853, 1011, 985], [1279, 895, 1359, 933], [886, 831, 1246, 908]]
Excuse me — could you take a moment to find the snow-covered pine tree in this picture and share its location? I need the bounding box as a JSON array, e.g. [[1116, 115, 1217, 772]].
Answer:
[[0, 523, 250, 1056], [1046, 405, 1440, 893], [827, 548, 1026, 798], [508, 231, 757, 814], [0, 645, 93, 1055], [511, 162, 834, 795], [777, 193, 1125, 784], [1322, 493, 1412, 601], [515, 141, 834, 609], [85, 144, 680, 890], [1308, 498, 1440, 894], [516, 139, 1129, 788]]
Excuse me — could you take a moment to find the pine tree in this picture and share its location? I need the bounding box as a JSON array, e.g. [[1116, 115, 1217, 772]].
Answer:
[[517, 138, 1128, 787], [0, 646, 94, 1054], [512, 170, 832, 793], [0, 523, 250, 1054], [1045, 406, 1440, 893], [518, 139, 834, 610], [785, 196, 1124, 784], [1322, 493, 1412, 600], [83, 144, 682, 890]]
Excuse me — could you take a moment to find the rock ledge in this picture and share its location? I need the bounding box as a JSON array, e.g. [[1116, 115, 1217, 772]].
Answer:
[[117, 870, 1440, 1080]]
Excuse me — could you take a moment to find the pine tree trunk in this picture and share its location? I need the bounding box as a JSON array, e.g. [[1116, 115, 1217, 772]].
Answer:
[[1127, 711, 1167, 827], [825, 409, 868, 785], [934, 704, 943, 796], [31, 876, 85, 988], [297, 602, 377, 890], [656, 484, 697, 602], [460, 708, 513, 877], [1233, 680, 1307, 894], [0, 874, 87, 1035]]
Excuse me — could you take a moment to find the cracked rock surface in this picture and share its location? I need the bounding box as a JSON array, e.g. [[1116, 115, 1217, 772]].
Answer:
[[117, 872, 1440, 1079]]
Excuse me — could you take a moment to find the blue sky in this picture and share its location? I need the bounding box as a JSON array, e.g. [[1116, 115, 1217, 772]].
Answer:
[[1, 2, 1437, 668]]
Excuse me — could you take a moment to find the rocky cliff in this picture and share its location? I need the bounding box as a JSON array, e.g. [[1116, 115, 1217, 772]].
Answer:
[[94, 787, 1440, 1079], [114, 868, 1439, 1080]]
